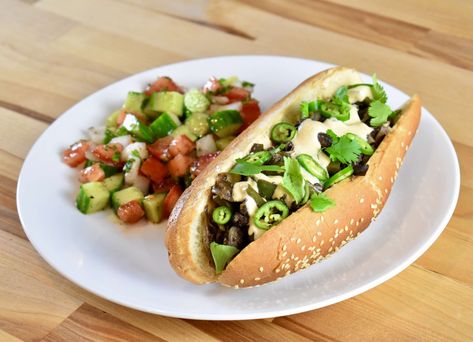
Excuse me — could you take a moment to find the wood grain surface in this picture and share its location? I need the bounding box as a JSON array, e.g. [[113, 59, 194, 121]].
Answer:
[[1, 0, 472, 340]]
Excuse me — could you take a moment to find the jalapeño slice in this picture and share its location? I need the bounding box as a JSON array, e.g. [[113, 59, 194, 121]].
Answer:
[[253, 200, 289, 230], [270, 122, 297, 143]]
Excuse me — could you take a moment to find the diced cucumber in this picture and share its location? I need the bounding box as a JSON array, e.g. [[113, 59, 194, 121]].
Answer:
[[143, 193, 166, 223], [208, 110, 243, 138], [150, 112, 181, 138], [124, 91, 147, 115], [172, 125, 197, 142], [111, 186, 144, 211], [184, 89, 210, 113], [185, 113, 209, 138], [122, 114, 155, 143], [106, 110, 122, 128], [103, 173, 124, 192], [145, 91, 184, 117], [76, 182, 110, 214], [215, 136, 235, 150]]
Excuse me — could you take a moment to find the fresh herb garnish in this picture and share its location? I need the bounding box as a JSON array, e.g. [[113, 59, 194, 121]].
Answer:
[[131, 149, 141, 159], [371, 74, 387, 104], [309, 193, 335, 212], [230, 162, 284, 176], [103, 128, 115, 144], [123, 159, 134, 172], [242, 81, 255, 88], [324, 132, 362, 165], [368, 100, 392, 127], [112, 151, 121, 163], [282, 157, 305, 204]]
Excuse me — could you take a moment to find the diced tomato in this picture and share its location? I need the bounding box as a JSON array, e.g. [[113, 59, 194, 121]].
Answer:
[[168, 135, 195, 158], [202, 76, 222, 94], [240, 100, 261, 130], [224, 87, 250, 102], [145, 76, 183, 95], [163, 184, 183, 217], [117, 200, 145, 224], [168, 154, 195, 178], [190, 152, 220, 178], [148, 135, 195, 161], [152, 177, 177, 193], [63, 140, 90, 167], [148, 136, 174, 161], [79, 164, 105, 183], [116, 110, 126, 126], [140, 157, 168, 183], [92, 143, 123, 165]]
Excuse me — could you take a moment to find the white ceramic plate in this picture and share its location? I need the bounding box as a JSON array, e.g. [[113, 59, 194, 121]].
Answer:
[[17, 56, 460, 320]]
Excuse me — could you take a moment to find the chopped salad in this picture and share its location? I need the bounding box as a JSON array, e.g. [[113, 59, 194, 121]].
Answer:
[[63, 76, 261, 224]]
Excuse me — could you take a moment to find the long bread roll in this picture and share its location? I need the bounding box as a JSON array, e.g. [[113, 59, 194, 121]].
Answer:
[[166, 67, 421, 287]]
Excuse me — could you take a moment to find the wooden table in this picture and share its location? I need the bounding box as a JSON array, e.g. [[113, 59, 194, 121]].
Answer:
[[1, 0, 472, 340]]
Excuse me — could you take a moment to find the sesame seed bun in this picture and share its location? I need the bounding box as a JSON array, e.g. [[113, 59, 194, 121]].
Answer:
[[165, 67, 421, 287]]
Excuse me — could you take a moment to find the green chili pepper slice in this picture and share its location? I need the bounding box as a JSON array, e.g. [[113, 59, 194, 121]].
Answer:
[[296, 154, 329, 181], [257, 180, 277, 200], [345, 133, 374, 156], [212, 206, 232, 225], [270, 122, 297, 143], [319, 101, 350, 121], [301, 181, 311, 205], [246, 186, 266, 207], [324, 165, 354, 189], [253, 200, 289, 230], [240, 151, 272, 165]]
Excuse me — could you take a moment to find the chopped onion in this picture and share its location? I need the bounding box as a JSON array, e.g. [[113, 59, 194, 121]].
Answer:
[[124, 158, 141, 185], [110, 135, 132, 148], [122, 142, 148, 161], [209, 101, 242, 114], [196, 134, 217, 156], [211, 96, 230, 105], [133, 175, 150, 195], [84, 143, 99, 162], [87, 126, 106, 144]]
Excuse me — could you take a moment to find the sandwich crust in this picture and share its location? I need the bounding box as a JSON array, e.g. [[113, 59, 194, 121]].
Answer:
[[165, 67, 421, 287]]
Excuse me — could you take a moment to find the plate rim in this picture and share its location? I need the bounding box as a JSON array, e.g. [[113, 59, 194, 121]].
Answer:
[[16, 55, 461, 320]]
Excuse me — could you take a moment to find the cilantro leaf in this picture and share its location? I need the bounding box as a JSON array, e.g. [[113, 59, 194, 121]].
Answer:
[[242, 81, 254, 88], [371, 74, 387, 104], [368, 100, 392, 127], [112, 151, 121, 163], [282, 157, 305, 204], [230, 162, 284, 176], [324, 134, 363, 164], [131, 149, 141, 159], [309, 193, 335, 212], [103, 128, 116, 144]]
